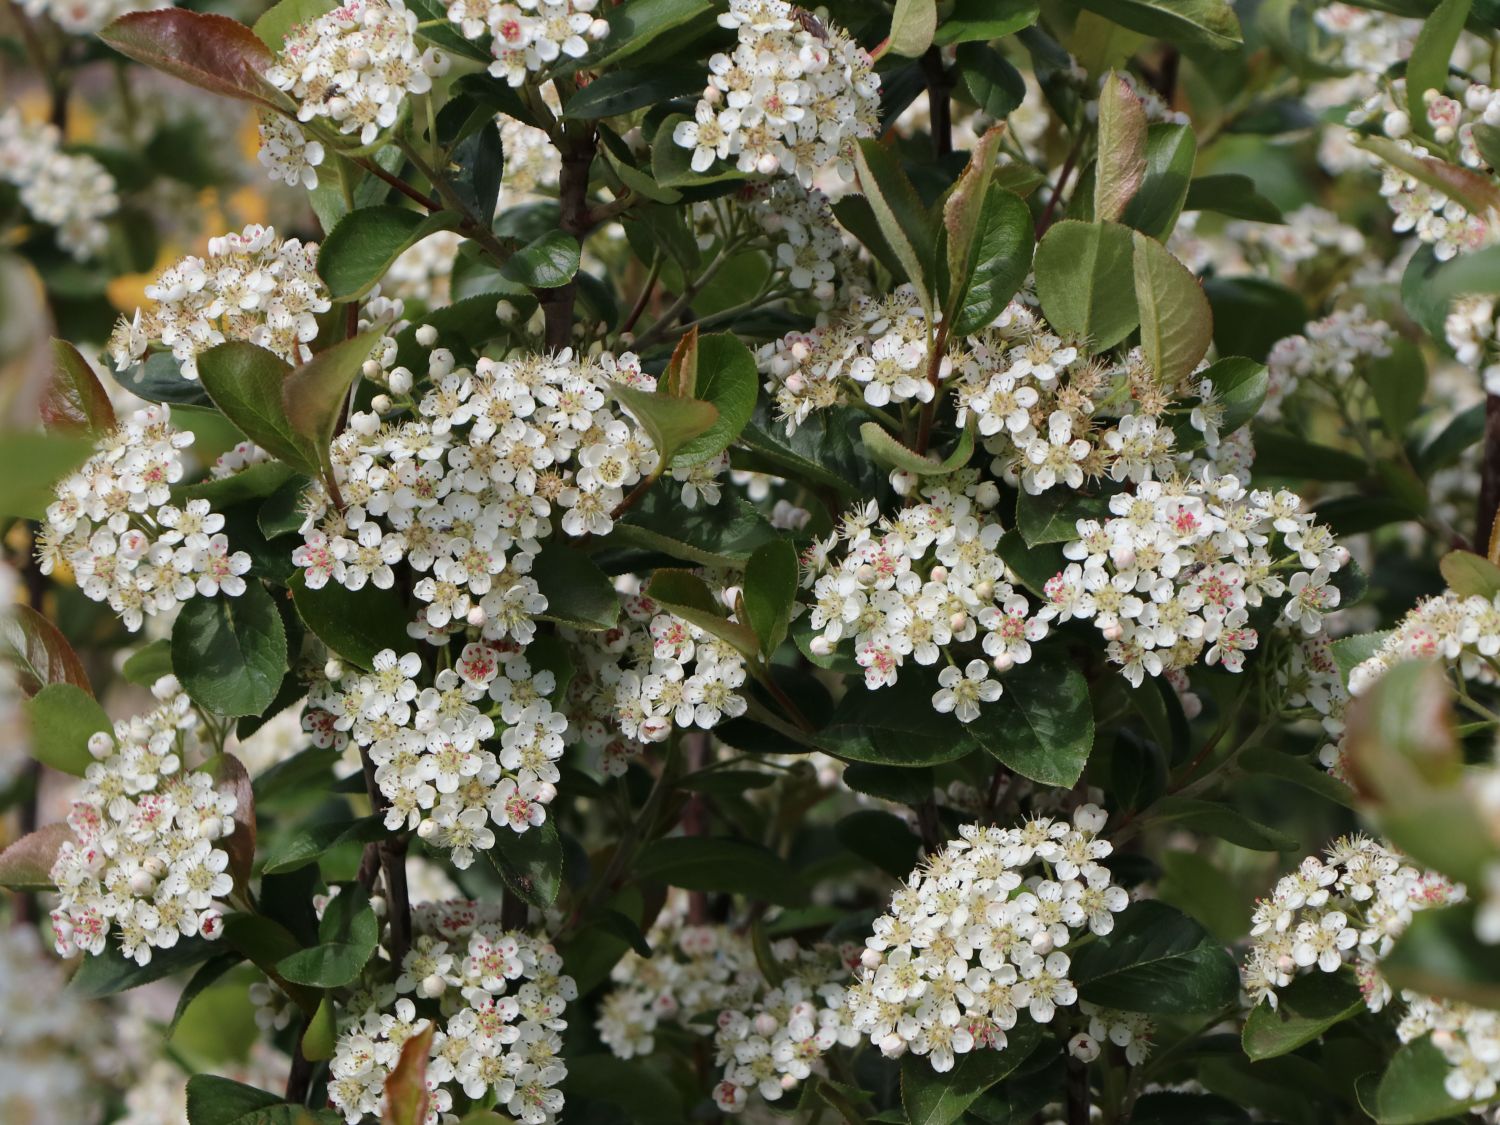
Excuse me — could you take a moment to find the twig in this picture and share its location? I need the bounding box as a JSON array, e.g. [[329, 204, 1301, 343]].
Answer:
[[620, 254, 662, 337], [920, 46, 953, 158], [1481, 393, 1500, 552]]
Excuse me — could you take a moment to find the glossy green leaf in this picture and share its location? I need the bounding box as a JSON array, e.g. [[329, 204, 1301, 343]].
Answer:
[[185, 1073, 343, 1124], [533, 541, 620, 631], [172, 583, 289, 718], [1441, 550, 1500, 598], [1149, 796, 1299, 851], [610, 382, 718, 472], [1120, 124, 1196, 240], [1242, 972, 1366, 1060], [487, 817, 563, 908], [288, 571, 413, 671], [967, 655, 1094, 787], [71, 934, 217, 998], [587, 0, 714, 70], [1072, 900, 1239, 1014], [197, 342, 318, 471], [671, 332, 758, 466], [644, 569, 760, 659], [318, 206, 460, 302], [888, 0, 937, 57], [1133, 231, 1212, 385], [955, 42, 1027, 119], [1184, 173, 1283, 223], [562, 66, 703, 119], [276, 883, 379, 988], [836, 810, 921, 878], [853, 138, 938, 314], [901, 1022, 1043, 1125], [1015, 487, 1112, 547], [934, 0, 1038, 44], [743, 539, 798, 659], [282, 332, 380, 473], [252, 0, 336, 49], [500, 230, 581, 289], [1201, 356, 1268, 435], [950, 186, 1034, 334], [25, 682, 110, 776], [816, 666, 980, 767], [1407, 0, 1472, 139], [860, 422, 975, 476], [1075, 0, 1241, 53], [1034, 220, 1139, 352], [1359, 1038, 1488, 1125]]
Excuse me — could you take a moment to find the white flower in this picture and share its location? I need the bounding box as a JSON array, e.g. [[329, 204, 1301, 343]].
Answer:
[[932, 659, 1002, 722]]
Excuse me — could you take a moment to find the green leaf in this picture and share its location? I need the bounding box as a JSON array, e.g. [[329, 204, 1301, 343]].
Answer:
[[0, 822, 72, 891], [1201, 356, 1267, 435], [644, 569, 760, 659], [1094, 72, 1148, 223], [252, 0, 335, 49], [1239, 748, 1356, 809], [1204, 276, 1307, 363], [934, 0, 1038, 45], [1441, 550, 1500, 598], [562, 1053, 685, 1124], [1034, 220, 1139, 352], [853, 138, 938, 315], [1360, 1038, 1488, 1125], [650, 114, 752, 188], [1366, 336, 1428, 437], [99, 9, 292, 112], [634, 837, 805, 905], [1407, 0, 1472, 140], [816, 666, 980, 766], [1072, 900, 1239, 1014], [1074, 0, 1241, 53], [1242, 972, 1366, 1061], [860, 422, 975, 476], [42, 339, 116, 435], [943, 127, 1005, 309], [610, 382, 718, 472], [25, 682, 110, 776], [487, 818, 563, 909], [588, 0, 713, 70], [185, 1074, 342, 1124], [671, 332, 758, 466], [1357, 135, 1500, 219], [172, 583, 289, 718], [71, 934, 217, 998], [197, 342, 319, 471], [0, 431, 96, 521], [1382, 901, 1500, 1008], [533, 541, 620, 631], [168, 953, 242, 1037], [501, 230, 581, 289], [288, 571, 412, 670], [1120, 124, 1196, 240], [836, 809, 921, 878], [1015, 487, 1111, 547], [562, 66, 703, 119], [743, 539, 798, 659], [317, 206, 460, 302], [282, 331, 379, 476], [887, 0, 937, 57], [900, 1022, 1043, 1125], [1149, 796, 1299, 851], [1184, 173, 1283, 223], [1133, 232, 1212, 385], [304, 994, 338, 1062], [967, 654, 1094, 787], [176, 462, 300, 510], [954, 42, 1027, 118], [950, 186, 1034, 335], [276, 883, 379, 988], [258, 815, 386, 875]]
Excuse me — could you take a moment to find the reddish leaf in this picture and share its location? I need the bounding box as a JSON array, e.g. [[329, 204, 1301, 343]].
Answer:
[[203, 753, 256, 894], [1, 605, 92, 699], [42, 340, 116, 436], [0, 822, 73, 891], [381, 1022, 436, 1125], [99, 10, 293, 113]]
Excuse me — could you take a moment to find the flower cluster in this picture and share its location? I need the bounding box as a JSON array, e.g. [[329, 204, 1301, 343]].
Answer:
[[848, 808, 1130, 1071], [740, 179, 861, 307], [303, 644, 565, 866], [597, 900, 760, 1059], [0, 109, 118, 259], [268, 0, 450, 146], [1046, 473, 1349, 686], [564, 590, 751, 775], [49, 676, 236, 966], [329, 898, 575, 1124], [292, 344, 655, 628], [446, 0, 609, 86], [800, 475, 1049, 720], [1067, 1002, 1155, 1066], [1446, 294, 1500, 395], [674, 0, 879, 185], [35, 406, 253, 632], [107, 224, 330, 379], [1242, 837, 1500, 1100], [1264, 306, 1394, 419], [712, 941, 860, 1114], [256, 112, 326, 190]]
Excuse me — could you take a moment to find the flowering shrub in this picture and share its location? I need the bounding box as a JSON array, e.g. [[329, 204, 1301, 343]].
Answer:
[[13, 0, 1500, 1122]]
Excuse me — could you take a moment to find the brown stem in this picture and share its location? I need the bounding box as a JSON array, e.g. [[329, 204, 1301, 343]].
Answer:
[[914, 322, 952, 454], [354, 155, 441, 212], [541, 136, 599, 351], [620, 255, 662, 337], [1036, 135, 1083, 239], [357, 747, 411, 964], [1480, 393, 1500, 554], [285, 1018, 314, 1104], [920, 46, 953, 157], [1066, 1055, 1091, 1125], [681, 731, 710, 924]]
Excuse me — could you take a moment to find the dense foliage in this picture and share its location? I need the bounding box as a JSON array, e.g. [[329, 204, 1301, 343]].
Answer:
[[9, 0, 1500, 1122]]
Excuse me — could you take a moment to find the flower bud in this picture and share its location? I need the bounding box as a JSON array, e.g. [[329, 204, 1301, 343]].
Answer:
[[1031, 930, 1055, 954], [757, 152, 781, 175], [420, 973, 447, 998], [1102, 622, 1123, 641], [588, 16, 609, 38], [415, 324, 438, 347], [1068, 1034, 1101, 1062], [371, 394, 393, 414], [417, 819, 438, 839], [809, 635, 832, 656], [88, 731, 114, 759], [754, 1013, 779, 1037], [362, 359, 384, 380], [388, 367, 413, 395], [856, 563, 878, 586], [324, 658, 345, 681], [974, 579, 994, 602], [467, 604, 487, 628], [992, 652, 1014, 674], [129, 869, 157, 896]]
